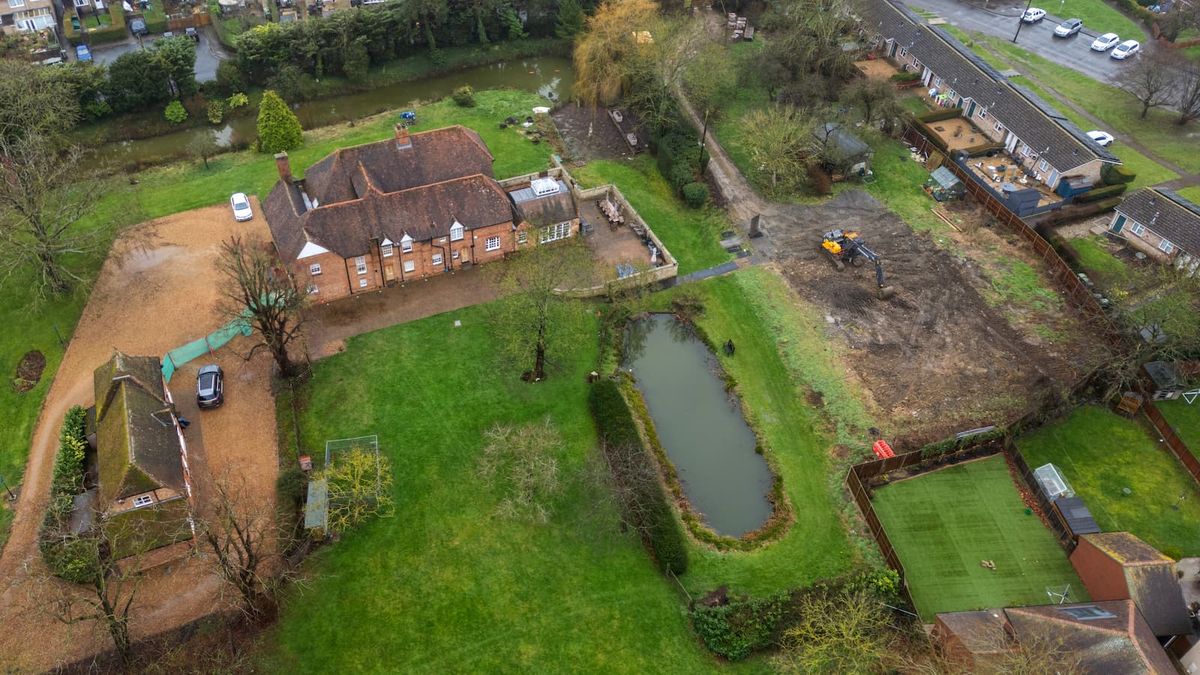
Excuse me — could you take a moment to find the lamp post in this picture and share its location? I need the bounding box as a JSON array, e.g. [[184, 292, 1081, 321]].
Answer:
[[1012, 0, 1034, 43]]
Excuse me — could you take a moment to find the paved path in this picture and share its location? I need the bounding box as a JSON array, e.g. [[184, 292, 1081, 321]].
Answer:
[[899, 0, 1144, 86], [87, 25, 229, 81]]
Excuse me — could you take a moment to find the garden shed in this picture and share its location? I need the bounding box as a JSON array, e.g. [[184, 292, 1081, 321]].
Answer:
[[813, 122, 872, 176], [1051, 496, 1100, 539]]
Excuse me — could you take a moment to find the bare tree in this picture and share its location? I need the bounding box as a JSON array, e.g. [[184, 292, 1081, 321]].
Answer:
[[1118, 49, 1181, 120], [739, 104, 820, 196], [200, 476, 290, 622], [0, 132, 107, 300], [488, 237, 593, 381], [841, 77, 906, 133], [773, 588, 894, 673], [216, 235, 306, 377], [317, 446, 394, 534], [476, 419, 565, 523], [572, 0, 662, 107], [1177, 61, 1200, 126]]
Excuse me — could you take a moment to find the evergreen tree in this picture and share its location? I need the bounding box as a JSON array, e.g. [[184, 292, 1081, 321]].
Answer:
[[555, 0, 586, 39], [256, 90, 303, 154]]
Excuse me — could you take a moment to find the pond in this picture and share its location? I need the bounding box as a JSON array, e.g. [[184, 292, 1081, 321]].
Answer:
[[95, 55, 575, 167], [624, 314, 773, 537]]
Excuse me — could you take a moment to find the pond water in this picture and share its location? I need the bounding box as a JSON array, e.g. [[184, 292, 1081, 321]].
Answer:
[[624, 314, 773, 537], [96, 55, 575, 167]]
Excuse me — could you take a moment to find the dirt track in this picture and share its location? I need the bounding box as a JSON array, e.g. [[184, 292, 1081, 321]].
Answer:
[[0, 203, 279, 671], [771, 191, 1095, 445]]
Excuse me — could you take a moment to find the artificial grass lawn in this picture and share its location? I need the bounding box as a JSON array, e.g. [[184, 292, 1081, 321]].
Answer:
[[572, 156, 731, 275], [1157, 399, 1200, 458], [646, 268, 860, 595], [1019, 405, 1200, 556], [872, 455, 1085, 620], [263, 303, 717, 672]]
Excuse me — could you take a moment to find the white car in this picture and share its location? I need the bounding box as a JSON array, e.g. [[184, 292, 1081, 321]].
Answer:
[[230, 192, 253, 221], [1111, 40, 1140, 59], [1086, 130, 1114, 147], [1021, 7, 1046, 22], [1090, 33, 1120, 51]]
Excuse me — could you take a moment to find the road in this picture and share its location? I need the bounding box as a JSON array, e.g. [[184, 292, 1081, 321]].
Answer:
[[899, 0, 1142, 85], [87, 25, 228, 82]]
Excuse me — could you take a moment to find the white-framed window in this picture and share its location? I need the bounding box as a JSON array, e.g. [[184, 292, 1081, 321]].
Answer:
[[132, 494, 153, 508], [432, 253, 443, 267], [355, 256, 367, 275], [452, 250, 460, 260], [1038, 159, 1049, 172], [1129, 222, 1146, 236], [1159, 239, 1174, 254], [403, 259, 415, 273], [309, 263, 322, 276], [8, 0, 26, 8], [381, 243, 393, 258], [485, 235, 501, 251], [517, 231, 528, 244], [899, 46, 908, 57], [934, 77, 943, 88], [994, 122, 1004, 133], [358, 278, 368, 288], [978, 107, 988, 119], [539, 221, 571, 244], [449, 222, 464, 242], [400, 235, 413, 253], [73, 0, 87, 6]]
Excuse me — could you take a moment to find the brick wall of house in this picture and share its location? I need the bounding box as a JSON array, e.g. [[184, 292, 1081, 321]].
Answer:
[[1069, 537, 1131, 601], [294, 251, 353, 301]]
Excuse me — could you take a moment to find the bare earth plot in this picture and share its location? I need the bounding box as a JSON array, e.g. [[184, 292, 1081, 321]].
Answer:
[[0, 203, 279, 671], [872, 455, 1086, 620], [767, 190, 1101, 446]]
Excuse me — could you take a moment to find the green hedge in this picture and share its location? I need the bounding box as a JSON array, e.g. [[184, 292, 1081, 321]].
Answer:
[[588, 380, 689, 576], [1102, 163, 1137, 186], [1077, 183, 1127, 203], [690, 594, 788, 661], [39, 406, 96, 582], [916, 107, 963, 123], [890, 71, 921, 83]]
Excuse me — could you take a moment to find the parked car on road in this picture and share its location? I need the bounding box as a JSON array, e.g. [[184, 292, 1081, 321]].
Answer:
[[1086, 130, 1115, 147], [1053, 18, 1083, 37], [129, 17, 147, 36], [1090, 33, 1120, 51], [230, 192, 253, 221], [74, 44, 91, 62], [1111, 40, 1140, 59], [185, 26, 199, 40], [197, 365, 224, 409], [1022, 7, 1046, 22]]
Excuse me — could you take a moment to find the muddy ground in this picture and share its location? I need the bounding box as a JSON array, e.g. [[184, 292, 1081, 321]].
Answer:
[[770, 190, 1101, 447], [551, 103, 637, 163]]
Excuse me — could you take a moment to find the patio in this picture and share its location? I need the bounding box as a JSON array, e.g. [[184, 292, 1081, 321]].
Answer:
[[580, 199, 660, 278], [925, 117, 989, 152], [962, 155, 1062, 208], [854, 58, 901, 81]]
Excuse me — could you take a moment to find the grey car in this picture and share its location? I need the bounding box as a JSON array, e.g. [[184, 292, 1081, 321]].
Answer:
[[197, 364, 224, 409]]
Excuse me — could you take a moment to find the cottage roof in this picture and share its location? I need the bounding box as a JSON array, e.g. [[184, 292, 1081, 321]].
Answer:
[[1116, 188, 1200, 256], [93, 352, 184, 505], [1079, 532, 1192, 637], [508, 179, 578, 228], [935, 609, 1010, 655], [863, 0, 1117, 172]]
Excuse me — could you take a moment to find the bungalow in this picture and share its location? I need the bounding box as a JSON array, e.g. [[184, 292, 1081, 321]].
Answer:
[[1111, 188, 1200, 270], [92, 351, 193, 554], [263, 125, 580, 304], [862, 0, 1120, 191]]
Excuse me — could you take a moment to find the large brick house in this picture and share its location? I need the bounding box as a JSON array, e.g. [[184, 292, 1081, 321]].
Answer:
[[263, 125, 579, 303]]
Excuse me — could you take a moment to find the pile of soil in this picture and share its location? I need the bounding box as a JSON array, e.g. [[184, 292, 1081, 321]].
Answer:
[[769, 190, 1092, 445], [12, 350, 45, 393]]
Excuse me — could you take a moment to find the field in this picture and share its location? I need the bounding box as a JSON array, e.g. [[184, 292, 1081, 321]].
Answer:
[[1157, 399, 1200, 461], [872, 455, 1087, 620], [1019, 405, 1200, 557]]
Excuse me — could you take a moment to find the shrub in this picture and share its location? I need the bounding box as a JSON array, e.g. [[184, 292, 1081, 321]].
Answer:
[[668, 161, 696, 193], [256, 89, 303, 154], [214, 60, 245, 97], [588, 380, 688, 575], [682, 182, 709, 208], [1101, 163, 1136, 186], [41, 536, 100, 584], [342, 39, 370, 83], [207, 99, 225, 124], [227, 92, 249, 110], [164, 99, 188, 124], [690, 594, 788, 661], [890, 71, 921, 83], [40, 406, 95, 582], [1076, 183, 1127, 203], [276, 466, 307, 508], [452, 85, 476, 108]]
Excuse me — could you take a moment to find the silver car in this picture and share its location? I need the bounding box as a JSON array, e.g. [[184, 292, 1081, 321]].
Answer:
[[230, 192, 253, 222]]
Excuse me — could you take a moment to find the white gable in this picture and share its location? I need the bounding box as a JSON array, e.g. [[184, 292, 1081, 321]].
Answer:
[[450, 220, 464, 232], [297, 241, 331, 260], [381, 237, 394, 246]]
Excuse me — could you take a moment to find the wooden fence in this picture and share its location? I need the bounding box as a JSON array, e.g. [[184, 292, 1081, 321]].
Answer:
[[1003, 438, 1076, 551], [901, 126, 1123, 345], [1143, 400, 1200, 484]]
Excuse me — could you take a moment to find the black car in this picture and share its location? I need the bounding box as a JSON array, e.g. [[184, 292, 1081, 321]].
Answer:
[[197, 364, 224, 409], [185, 26, 199, 40]]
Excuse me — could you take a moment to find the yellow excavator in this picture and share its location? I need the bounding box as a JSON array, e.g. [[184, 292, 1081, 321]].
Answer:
[[820, 229, 896, 300]]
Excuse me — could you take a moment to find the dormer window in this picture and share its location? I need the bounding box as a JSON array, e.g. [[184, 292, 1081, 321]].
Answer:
[[401, 234, 413, 253], [450, 221, 464, 242]]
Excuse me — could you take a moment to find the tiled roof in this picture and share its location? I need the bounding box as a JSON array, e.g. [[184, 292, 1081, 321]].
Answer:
[[1078, 533, 1191, 637], [1116, 188, 1200, 256], [508, 180, 578, 228], [863, 0, 1118, 172]]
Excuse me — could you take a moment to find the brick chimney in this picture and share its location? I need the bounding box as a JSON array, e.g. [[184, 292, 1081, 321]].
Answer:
[[395, 124, 412, 150], [274, 152, 292, 182]]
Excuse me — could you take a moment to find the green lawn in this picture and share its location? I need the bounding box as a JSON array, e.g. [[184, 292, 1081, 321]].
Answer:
[[0, 89, 555, 550], [572, 157, 731, 275], [262, 303, 718, 672], [864, 135, 951, 239], [1177, 186, 1200, 204], [1019, 405, 1200, 557], [1065, 234, 1133, 290], [1046, 0, 1143, 39], [872, 455, 1086, 620], [1158, 399, 1200, 454], [647, 268, 860, 595]]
